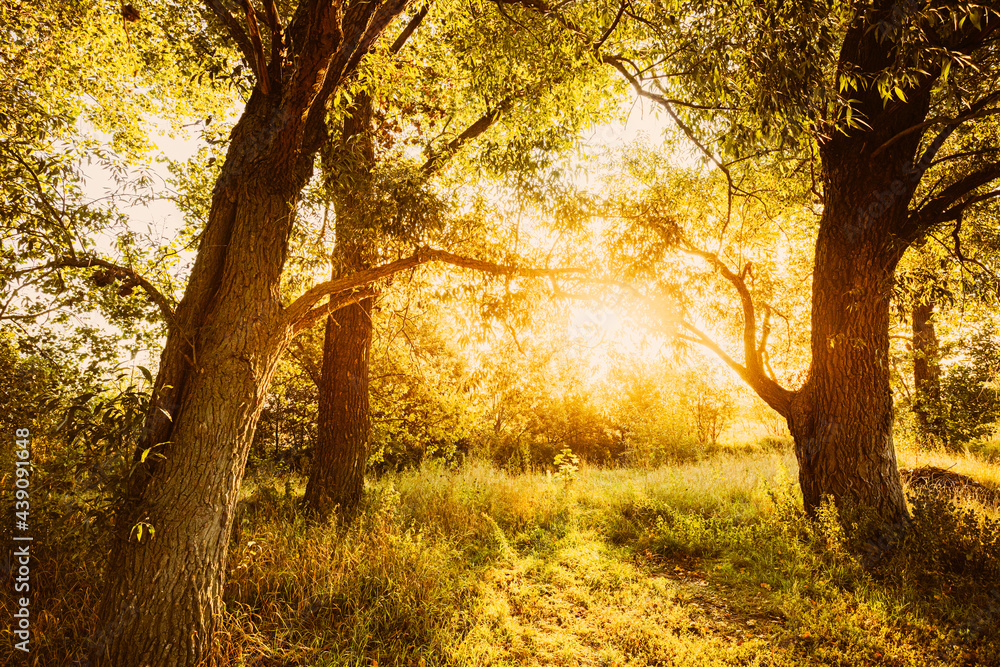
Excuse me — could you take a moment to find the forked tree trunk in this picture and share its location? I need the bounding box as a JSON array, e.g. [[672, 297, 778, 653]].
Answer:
[[912, 298, 943, 443], [82, 0, 413, 661]]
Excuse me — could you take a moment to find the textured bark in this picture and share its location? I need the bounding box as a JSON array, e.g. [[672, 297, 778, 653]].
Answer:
[[788, 219, 908, 522], [88, 107, 308, 665], [303, 295, 374, 518], [912, 298, 943, 442], [304, 93, 377, 520], [779, 2, 944, 524], [83, 1, 412, 664]]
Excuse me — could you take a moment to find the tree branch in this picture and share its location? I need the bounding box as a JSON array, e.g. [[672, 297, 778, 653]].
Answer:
[[300, 0, 412, 157], [675, 240, 793, 414], [239, 0, 271, 94], [261, 0, 281, 33], [52, 255, 177, 323], [605, 55, 734, 232], [868, 92, 1000, 161], [389, 3, 429, 54], [421, 74, 572, 174], [203, 0, 262, 84], [283, 246, 587, 331], [908, 162, 1000, 231], [292, 289, 376, 336]]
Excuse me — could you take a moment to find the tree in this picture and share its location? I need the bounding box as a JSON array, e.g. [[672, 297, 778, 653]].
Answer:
[[895, 192, 1000, 445], [77, 2, 417, 664], [60, 1, 593, 658], [645, 1, 998, 523], [531, 0, 1000, 523], [302, 0, 618, 519]]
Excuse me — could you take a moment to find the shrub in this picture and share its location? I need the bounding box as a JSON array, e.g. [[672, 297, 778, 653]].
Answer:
[[940, 331, 1000, 447]]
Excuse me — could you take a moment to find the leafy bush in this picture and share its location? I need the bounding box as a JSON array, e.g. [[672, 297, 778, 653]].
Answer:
[[939, 331, 1000, 447], [852, 490, 1000, 595]]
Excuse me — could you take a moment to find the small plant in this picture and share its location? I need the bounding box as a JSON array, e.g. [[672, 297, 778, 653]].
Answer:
[[553, 447, 580, 486]]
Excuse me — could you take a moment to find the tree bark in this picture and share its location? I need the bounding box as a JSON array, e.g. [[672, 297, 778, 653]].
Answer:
[[911, 297, 943, 443], [303, 295, 374, 518], [787, 215, 908, 523], [86, 110, 309, 664], [303, 92, 378, 520], [82, 1, 412, 663], [779, 2, 942, 525]]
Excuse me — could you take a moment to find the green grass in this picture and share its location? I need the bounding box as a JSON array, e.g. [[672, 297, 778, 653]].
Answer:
[[218, 451, 1000, 666], [8, 448, 1000, 666]]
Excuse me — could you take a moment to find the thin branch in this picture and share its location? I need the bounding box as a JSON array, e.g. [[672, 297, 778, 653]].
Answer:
[[908, 162, 1000, 231], [422, 107, 503, 174], [283, 246, 587, 331], [389, 4, 429, 54], [51, 255, 177, 323], [292, 290, 375, 336], [869, 92, 1000, 161], [420, 76, 563, 174], [595, 0, 627, 49], [288, 339, 321, 386], [937, 189, 1000, 224], [203, 0, 261, 83], [605, 55, 734, 232], [951, 214, 1000, 292], [240, 0, 270, 95]]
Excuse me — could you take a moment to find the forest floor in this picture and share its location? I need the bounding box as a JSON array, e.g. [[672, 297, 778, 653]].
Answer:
[[217, 446, 1000, 667], [13, 444, 1000, 666]]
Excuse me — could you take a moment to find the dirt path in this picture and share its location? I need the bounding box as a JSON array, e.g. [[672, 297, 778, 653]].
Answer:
[[450, 530, 780, 666]]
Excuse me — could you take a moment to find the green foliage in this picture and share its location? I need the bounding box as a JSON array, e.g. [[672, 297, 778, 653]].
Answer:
[[367, 308, 482, 474], [553, 446, 580, 486], [940, 330, 1000, 446], [46, 377, 154, 535]]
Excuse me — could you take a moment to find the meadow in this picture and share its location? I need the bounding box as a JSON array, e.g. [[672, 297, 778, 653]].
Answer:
[[18, 441, 1000, 666]]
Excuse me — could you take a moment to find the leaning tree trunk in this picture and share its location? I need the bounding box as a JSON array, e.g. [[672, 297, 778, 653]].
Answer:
[[82, 0, 413, 661], [912, 297, 943, 444], [85, 104, 311, 665]]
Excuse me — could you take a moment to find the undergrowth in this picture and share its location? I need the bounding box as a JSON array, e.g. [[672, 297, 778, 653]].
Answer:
[[6, 450, 1000, 666]]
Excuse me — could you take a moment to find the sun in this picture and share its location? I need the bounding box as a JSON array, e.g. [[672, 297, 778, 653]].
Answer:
[[569, 305, 622, 343]]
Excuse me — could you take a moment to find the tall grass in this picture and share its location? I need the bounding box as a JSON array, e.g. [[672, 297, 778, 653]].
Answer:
[[7, 445, 1000, 666]]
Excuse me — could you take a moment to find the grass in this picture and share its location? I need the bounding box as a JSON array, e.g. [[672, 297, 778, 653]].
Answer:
[[6, 446, 1000, 666]]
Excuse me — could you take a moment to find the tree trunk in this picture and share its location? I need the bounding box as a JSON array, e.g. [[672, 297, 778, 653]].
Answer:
[[81, 0, 415, 653], [302, 295, 374, 518], [85, 110, 309, 663], [778, 1, 947, 526], [788, 216, 908, 523], [911, 298, 943, 444], [303, 93, 378, 520]]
